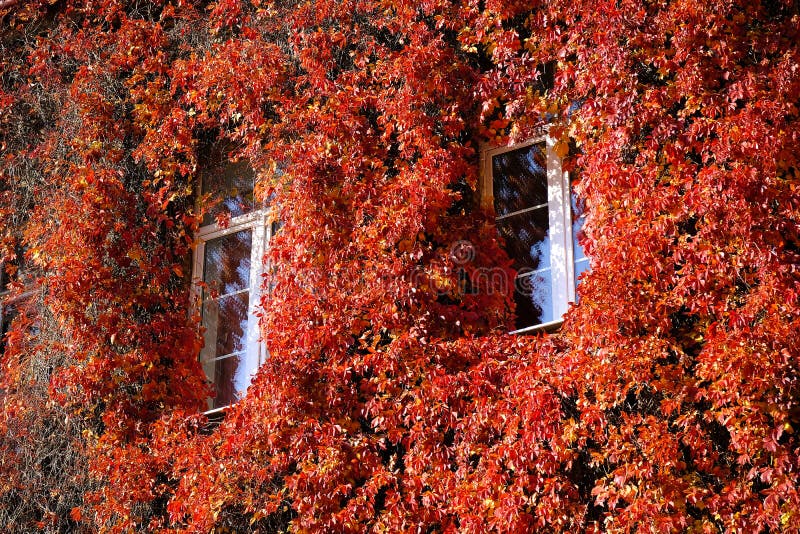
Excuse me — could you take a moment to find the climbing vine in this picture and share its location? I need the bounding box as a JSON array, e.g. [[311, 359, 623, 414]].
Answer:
[[1, 0, 799, 532]]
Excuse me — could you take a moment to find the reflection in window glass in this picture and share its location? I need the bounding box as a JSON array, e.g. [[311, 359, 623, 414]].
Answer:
[[204, 293, 249, 357], [493, 142, 553, 330], [202, 354, 242, 408], [515, 269, 553, 324], [200, 230, 255, 410], [492, 143, 548, 216], [495, 208, 550, 272], [203, 230, 252, 295], [201, 161, 256, 226], [571, 190, 589, 290]]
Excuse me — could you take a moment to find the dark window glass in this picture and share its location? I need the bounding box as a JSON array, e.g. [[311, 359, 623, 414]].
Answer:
[[201, 161, 256, 226], [495, 208, 550, 272], [202, 354, 243, 409], [203, 293, 249, 358], [202, 230, 252, 296], [514, 271, 553, 326], [493, 142, 548, 217]]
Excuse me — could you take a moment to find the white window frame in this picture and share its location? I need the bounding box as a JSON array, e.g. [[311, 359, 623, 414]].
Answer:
[[191, 197, 273, 414], [479, 132, 580, 334]]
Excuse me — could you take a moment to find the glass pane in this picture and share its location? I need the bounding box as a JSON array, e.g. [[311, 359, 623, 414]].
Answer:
[[204, 354, 242, 410], [496, 208, 551, 272], [514, 270, 553, 329], [492, 142, 548, 216], [201, 161, 256, 225], [571, 190, 587, 262], [203, 230, 252, 297], [199, 225, 261, 410], [201, 292, 250, 360]]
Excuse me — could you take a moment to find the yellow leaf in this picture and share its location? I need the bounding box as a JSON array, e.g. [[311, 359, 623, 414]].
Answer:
[[553, 140, 569, 159]]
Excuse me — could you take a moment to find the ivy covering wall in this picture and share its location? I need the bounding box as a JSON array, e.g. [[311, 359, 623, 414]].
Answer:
[[1, 0, 799, 531]]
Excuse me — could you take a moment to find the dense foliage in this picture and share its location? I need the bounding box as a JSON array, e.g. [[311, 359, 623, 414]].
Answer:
[[1, 0, 799, 532]]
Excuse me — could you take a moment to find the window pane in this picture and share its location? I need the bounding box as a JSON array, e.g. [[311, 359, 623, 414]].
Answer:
[[201, 161, 256, 225], [203, 230, 252, 296], [571, 190, 587, 262], [515, 270, 553, 328], [199, 228, 261, 409], [201, 292, 250, 360], [495, 208, 551, 272], [492, 142, 548, 216], [203, 354, 243, 409], [571, 187, 589, 292]]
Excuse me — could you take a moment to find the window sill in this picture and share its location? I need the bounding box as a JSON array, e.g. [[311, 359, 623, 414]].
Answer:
[[202, 404, 229, 431], [509, 318, 563, 335]]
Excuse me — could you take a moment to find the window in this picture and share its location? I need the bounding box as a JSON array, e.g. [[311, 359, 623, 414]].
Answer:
[[480, 134, 587, 333], [192, 161, 274, 411]]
